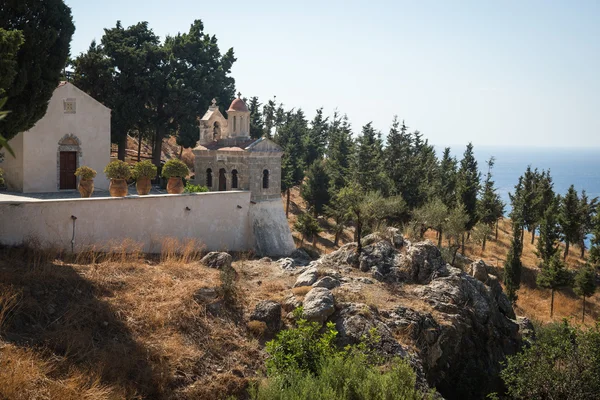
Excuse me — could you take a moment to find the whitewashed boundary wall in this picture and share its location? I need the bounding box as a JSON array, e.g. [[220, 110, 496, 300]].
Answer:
[[0, 191, 255, 253]]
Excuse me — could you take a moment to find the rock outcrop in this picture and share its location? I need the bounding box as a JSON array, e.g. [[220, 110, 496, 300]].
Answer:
[[302, 287, 335, 324], [249, 300, 281, 333], [308, 237, 522, 400], [200, 252, 232, 269]]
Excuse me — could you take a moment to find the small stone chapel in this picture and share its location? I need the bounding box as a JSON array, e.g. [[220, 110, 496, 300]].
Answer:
[[192, 94, 283, 201]]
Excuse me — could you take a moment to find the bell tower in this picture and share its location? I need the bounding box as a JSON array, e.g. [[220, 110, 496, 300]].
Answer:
[[227, 92, 250, 138]]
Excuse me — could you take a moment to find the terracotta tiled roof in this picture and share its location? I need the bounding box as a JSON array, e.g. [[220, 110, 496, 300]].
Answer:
[[227, 98, 249, 112]]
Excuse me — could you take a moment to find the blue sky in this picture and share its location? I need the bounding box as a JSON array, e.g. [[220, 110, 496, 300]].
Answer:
[[65, 0, 600, 148]]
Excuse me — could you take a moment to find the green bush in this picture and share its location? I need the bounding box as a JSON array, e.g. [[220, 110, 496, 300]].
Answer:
[[251, 312, 431, 400], [104, 160, 131, 180], [0, 168, 4, 186], [184, 182, 209, 193], [74, 165, 97, 180], [132, 160, 157, 180], [498, 320, 600, 399], [161, 158, 189, 178]]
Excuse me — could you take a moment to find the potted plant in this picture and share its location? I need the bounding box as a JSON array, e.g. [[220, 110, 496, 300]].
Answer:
[[161, 158, 189, 194], [104, 160, 131, 197], [132, 160, 157, 195], [74, 166, 97, 198]]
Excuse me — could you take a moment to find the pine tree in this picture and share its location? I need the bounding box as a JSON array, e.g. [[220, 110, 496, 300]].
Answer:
[[0, 0, 75, 141], [325, 112, 354, 194], [278, 110, 307, 216], [300, 160, 331, 217], [537, 253, 572, 317], [304, 108, 329, 167], [509, 176, 526, 246], [573, 263, 597, 323], [504, 223, 523, 304], [0, 29, 24, 96], [294, 211, 321, 247], [262, 97, 277, 139], [248, 96, 265, 139], [559, 185, 581, 260], [384, 117, 412, 196], [521, 166, 541, 244]]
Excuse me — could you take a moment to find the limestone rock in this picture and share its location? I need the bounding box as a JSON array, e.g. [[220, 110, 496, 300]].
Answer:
[[403, 240, 447, 284], [201, 252, 232, 269], [319, 243, 359, 268], [302, 287, 335, 324], [312, 276, 340, 289], [469, 259, 489, 283], [290, 248, 312, 266], [279, 257, 296, 271], [259, 257, 272, 263], [386, 227, 404, 248], [282, 293, 302, 312], [249, 300, 281, 332], [294, 267, 319, 287]]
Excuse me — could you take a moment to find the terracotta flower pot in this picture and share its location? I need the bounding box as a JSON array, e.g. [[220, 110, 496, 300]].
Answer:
[[78, 179, 94, 198], [167, 177, 184, 194], [136, 177, 152, 195], [109, 179, 128, 197]]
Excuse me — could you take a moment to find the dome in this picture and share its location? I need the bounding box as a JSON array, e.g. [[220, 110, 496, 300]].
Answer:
[[227, 93, 249, 112]]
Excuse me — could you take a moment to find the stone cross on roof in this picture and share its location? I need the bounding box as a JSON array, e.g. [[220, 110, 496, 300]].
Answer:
[[211, 98, 217, 107], [237, 92, 241, 98]]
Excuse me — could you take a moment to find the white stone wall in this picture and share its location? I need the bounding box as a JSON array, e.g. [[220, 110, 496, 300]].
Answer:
[[1, 132, 24, 191], [0, 191, 253, 253], [249, 199, 295, 257], [1, 82, 111, 193]]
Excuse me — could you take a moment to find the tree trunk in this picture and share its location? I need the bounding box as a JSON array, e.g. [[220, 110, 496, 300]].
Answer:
[[520, 228, 524, 246], [482, 235, 487, 251], [495, 220, 499, 241], [356, 220, 363, 254], [179, 146, 183, 159], [437, 227, 442, 248], [582, 296, 586, 323], [564, 241, 570, 260], [461, 233, 465, 255], [581, 240, 585, 258], [334, 230, 340, 247], [312, 233, 317, 248], [137, 132, 143, 162], [117, 132, 127, 161], [531, 228, 535, 245], [550, 289, 555, 317], [451, 246, 459, 266], [153, 125, 165, 168], [286, 188, 291, 217], [467, 231, 471, 240]]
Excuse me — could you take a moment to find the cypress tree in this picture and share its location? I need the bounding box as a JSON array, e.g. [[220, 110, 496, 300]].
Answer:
[[278, 110, 307, 216], [354, 122, 386, 194], [576, 190, 598, 258], [304, 108, 329, 167], [457, 143, 481, 250], [504, 223, 523, 304], [536, 195, 561, 264], [537, 253, 572, 317], [0, 28, 23, 96], [589, 213, 600, 268], [300, 160, 331, 217], [0, 0, 75, 141], [477, 157, 504, 250], [325, 112, 354, 194], [438, 147, 458, 209], [559, 185, 581, 260], [248, 96, 265, 139], [573, 263, 597, 323]]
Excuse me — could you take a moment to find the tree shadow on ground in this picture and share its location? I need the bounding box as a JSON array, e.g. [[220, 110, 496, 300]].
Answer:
[[0, 248, 167, 398]]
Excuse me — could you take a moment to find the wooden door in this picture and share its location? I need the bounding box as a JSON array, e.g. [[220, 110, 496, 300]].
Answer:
[[218, 168, 226, 191], [59, 151, 77, 189]]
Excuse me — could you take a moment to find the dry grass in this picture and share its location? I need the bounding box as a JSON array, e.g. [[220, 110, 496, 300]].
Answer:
[[247, 320, 267, 338], [291, 286, 312, 296], [0, 241, 264, 400]]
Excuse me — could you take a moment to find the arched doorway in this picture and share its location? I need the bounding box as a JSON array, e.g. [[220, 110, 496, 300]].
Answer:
[[231, 169, 238, 189], [218, 168, 227, 191], [57, 134, 81, 190], [206, 168, 213, 188]]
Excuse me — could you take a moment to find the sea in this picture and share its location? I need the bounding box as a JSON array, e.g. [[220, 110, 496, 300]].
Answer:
[[439, 146, 600, 215]]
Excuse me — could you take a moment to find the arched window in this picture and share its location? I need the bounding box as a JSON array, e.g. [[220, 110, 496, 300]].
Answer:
[[206, 168, 213, 187], [262, 169, 269, 189], [233, 116, 237, 132], [231, 169, 238, 189], [218, 168, 227, 191]]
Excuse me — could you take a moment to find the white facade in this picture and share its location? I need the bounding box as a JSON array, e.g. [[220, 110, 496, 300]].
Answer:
[[1, 82, 111, 192]]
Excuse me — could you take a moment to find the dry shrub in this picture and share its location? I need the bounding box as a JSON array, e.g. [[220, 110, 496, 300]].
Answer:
[[74, 239, 144, 265], [0, 285, 21, 333], [180, 148, 195, 171], [247, 320, 267, 337], [291, 286, 312, 296], [160, 237, 204, 265], [0, 343, 120, 400]]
